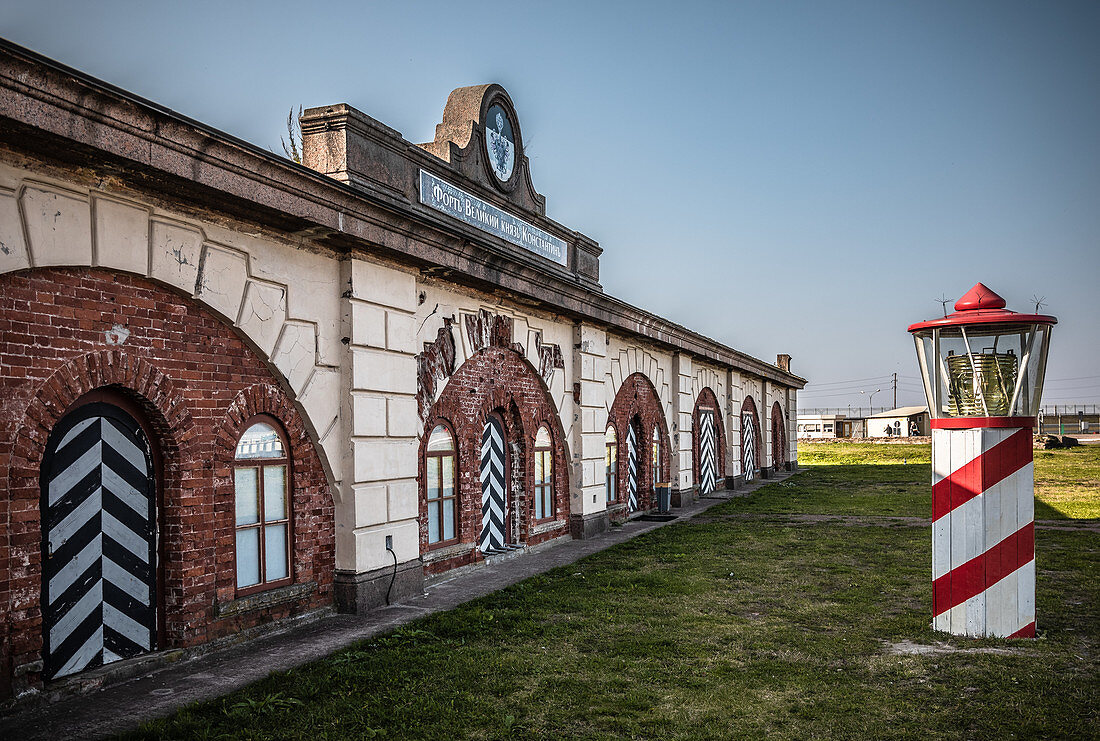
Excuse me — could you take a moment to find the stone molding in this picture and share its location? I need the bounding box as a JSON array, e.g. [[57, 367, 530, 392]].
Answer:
[[0, 39, 804, 390]]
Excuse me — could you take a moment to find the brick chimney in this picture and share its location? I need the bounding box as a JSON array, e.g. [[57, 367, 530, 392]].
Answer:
[[777, 354, 791, 373]]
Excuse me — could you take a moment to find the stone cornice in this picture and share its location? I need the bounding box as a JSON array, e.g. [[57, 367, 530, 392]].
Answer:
[[0, 39, 805, 388]]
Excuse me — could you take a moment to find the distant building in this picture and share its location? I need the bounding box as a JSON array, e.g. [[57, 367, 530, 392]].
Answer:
[[797, 414, 864, 439], [865, 406, 930, 437]]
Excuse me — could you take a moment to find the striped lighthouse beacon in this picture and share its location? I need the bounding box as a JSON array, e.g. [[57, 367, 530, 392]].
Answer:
[[908, 283, 1055, 638]]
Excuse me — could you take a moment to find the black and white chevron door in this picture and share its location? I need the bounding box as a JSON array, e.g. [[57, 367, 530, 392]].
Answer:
[[626, 424, 638, 512], [742, 412, 757, 482], [700, 411, 716, 495], [479, 417, 507, 552], [40, 402, 156, 680]]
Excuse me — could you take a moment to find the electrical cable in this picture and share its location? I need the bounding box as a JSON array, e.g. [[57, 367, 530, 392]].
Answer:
[[385, 545, 398, 605]]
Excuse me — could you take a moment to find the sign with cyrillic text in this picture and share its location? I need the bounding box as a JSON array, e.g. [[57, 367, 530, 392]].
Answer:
[[419, 170, 568, 267]]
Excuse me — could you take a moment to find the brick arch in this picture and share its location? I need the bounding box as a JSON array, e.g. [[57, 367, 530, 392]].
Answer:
[[212, 384, 335, 625], [608, 372, 670, 516], [3, 348, 193, 696], [0, 267, 337, 697], [771, 401, 787, 471], [692, 387, 727, 491], [741, 395, 762, 474], [0, 189, 336, 458], [420, 345, 570, 574]]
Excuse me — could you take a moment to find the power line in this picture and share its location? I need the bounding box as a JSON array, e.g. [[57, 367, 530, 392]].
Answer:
[[802, 375, 894, 388]]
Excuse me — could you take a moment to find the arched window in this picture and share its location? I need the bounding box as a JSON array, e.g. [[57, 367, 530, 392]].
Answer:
[[533, 426, 553, 519], [605, 425, 617, 503], [651, 427, 661, 489], [426, 423, 457, 545], [234, 418, 292, 593]]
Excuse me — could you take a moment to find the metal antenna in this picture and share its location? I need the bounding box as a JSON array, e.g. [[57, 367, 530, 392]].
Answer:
[[937, 295, 950, 317], [1032, 295, 1046, 313]]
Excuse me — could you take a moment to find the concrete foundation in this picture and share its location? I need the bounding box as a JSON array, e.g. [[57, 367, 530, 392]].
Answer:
[[335, 562, 425, 614], [569, 511, 611, 539]]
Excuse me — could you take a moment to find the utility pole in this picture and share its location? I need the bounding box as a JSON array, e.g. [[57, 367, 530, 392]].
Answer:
[[893, 372, 897, 409]]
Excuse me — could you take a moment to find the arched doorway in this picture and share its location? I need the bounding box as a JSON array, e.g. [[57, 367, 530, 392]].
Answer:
[[699, 410, 717, 494], [692, 388, 726, 496], [419, 344, 570, 572], [626, 416, 642, 512], [607, 373, 670, 516], [39, 398, 158, 680], [771, 402, 787, 472], [741, 396, 761, 482], [480, 414, 508, 552]]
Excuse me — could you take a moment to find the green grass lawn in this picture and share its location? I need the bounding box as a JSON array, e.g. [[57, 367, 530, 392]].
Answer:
[[124, 442, 1099, 740], [1034, 445, 1100, 519]]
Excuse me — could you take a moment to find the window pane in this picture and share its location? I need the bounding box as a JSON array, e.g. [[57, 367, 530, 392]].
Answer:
[[265, 524, 289, 581], [428, 500, 441, 543], [235, 468, 259, 526], [427, 424, 454, 452], [442, 454, 453, 498], [544, 488, 553, 518], [236, 422, 284, 459], [535, 449, 543, 484], [236, 528, 260, 587], [535, 426, 551, 448], [264, 465, 287, 522], [443, 498, 455, 540], [427, 457, 440, 501]]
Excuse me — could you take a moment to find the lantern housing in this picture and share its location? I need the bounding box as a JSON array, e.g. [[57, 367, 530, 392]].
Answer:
[[908, 283, 1056, 420]]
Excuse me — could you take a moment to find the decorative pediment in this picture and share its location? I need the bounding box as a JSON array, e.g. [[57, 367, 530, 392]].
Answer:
[[419, 84, 546, 215]]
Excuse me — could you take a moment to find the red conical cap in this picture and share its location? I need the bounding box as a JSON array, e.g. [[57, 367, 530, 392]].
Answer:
[[954, 283, 1007, 312]]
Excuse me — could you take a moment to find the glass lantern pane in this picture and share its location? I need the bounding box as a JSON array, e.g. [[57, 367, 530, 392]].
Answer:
[[265, 524, 289, 581], [235, 468, 259, 526], [236, 422, 284, 459], [1031, 325, 1053, 416], [264, 465, 287, 522], [235, 528, 260, 587], [921, 322, 1056, 419]]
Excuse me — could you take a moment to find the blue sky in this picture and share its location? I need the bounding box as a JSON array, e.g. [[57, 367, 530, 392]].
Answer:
[[3, 1, 1097, 410]]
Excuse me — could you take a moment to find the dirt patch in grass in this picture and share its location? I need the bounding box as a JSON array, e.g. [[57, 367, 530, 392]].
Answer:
[[883, 640, 1027, 657]]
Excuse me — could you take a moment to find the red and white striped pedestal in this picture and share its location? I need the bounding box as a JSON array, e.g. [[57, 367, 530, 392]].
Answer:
[[931, 419, 1036, 638]]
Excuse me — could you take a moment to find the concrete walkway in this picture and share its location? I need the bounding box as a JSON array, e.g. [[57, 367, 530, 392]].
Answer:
[[0, 469, 800, 740]]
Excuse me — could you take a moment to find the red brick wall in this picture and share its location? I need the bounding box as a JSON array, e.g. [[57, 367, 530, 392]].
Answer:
[[692, 387, 727, 489], [0, 268, 334, 697], [608, 372, 670, 518], [419, 346, 570, 574]]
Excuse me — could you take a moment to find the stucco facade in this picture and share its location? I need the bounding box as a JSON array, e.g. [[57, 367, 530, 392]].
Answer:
[[0, 41, 805, 699]]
